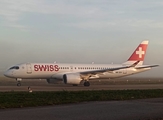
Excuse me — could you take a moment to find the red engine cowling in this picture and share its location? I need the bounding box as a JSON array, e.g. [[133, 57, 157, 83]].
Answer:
[[63, 73, 82, 85]]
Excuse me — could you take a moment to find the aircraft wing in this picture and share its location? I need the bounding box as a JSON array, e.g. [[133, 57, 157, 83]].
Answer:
[[50, 61, 140, 80], [80, 61, 140, 75], [80, 66, 128, 75], [79, 61, 140, 77], [135, 65, 159, 69]]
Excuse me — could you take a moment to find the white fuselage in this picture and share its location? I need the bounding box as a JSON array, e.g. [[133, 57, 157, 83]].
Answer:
[[4, 63, 150, 80]]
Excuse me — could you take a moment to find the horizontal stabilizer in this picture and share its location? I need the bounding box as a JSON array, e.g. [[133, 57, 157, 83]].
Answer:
[[135, 65, 159, 69], [128, 61, 140, 67]]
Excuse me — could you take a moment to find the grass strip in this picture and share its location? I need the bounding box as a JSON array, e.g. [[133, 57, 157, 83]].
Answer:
[[0, 89, 163, 109]]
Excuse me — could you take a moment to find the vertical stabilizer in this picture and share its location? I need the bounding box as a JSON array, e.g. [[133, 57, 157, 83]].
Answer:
[[123, 41, 149, 65]]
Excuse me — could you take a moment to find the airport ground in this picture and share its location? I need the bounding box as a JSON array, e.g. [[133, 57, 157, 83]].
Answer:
[[0, 76, 163, 91], [1, 98, 163, 120], [1, 76, 163, 120]]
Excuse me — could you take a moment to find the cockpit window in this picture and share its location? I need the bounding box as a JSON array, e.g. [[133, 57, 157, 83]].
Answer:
[[9, 66, 19, 70]]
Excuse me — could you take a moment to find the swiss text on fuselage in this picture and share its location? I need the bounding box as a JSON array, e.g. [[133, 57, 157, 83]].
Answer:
[[34, 65, 59, 72]]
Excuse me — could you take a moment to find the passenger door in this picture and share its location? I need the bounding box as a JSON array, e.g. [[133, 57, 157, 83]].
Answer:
[[26, 63, 32, 74]]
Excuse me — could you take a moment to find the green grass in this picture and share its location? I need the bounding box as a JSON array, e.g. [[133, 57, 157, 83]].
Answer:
[[0, 89, 163, 109]]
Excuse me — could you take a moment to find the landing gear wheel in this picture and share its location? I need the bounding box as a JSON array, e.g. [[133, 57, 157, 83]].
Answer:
[[16, 78, 22, 87], [17, 82, 21, 86], [84, 81, 90, 87]]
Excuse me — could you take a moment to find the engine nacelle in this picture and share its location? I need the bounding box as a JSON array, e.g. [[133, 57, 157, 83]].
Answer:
[[46, 79, 62, 84], [63, 73, 81, 85]]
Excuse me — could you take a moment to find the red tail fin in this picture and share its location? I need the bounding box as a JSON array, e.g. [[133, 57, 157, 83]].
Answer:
[[124, 41, 149, 65]]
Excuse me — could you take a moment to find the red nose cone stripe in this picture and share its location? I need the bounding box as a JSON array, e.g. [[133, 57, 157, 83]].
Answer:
[[128, 44, 148, 61]]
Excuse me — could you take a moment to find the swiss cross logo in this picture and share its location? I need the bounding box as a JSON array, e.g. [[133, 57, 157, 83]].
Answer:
[[128, 44, 147, 61], [136, 47, 145, 58]]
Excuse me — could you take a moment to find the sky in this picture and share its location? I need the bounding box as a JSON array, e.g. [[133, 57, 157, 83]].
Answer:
[[0, 0, 163, 77]]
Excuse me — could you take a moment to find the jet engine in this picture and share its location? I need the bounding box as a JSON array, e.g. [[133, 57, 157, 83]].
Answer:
[[63, 73, 82, 85]]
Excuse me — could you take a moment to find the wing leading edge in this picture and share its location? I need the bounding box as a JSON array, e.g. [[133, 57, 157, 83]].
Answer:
[[79, 61, 140, 79]]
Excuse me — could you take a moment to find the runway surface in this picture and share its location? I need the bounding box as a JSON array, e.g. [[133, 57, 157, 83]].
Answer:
[[1, 78, 163, 120], [0, 77, 163, 91], [0, 84, 163, 92], [0, 98, 163, 120]]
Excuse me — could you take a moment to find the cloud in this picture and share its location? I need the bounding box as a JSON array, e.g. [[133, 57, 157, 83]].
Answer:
[[1, 0, 163, 31], [0, 0, 105, 30], [0, 0, 102, 21], [122, 19, 163, 28], [1, 0, 163, 20], [68, 19, 163, 31]]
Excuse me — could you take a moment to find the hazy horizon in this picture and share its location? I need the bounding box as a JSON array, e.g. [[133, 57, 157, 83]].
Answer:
[[0, 0, 163, 78]]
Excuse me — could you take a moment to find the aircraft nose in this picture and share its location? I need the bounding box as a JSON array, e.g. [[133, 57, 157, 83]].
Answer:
[[4, 71, 12, 77], [4, 71, 9, 77]]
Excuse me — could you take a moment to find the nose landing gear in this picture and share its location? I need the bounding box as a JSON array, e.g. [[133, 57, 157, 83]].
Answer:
[[16, 78, 22, 87], [17, 81, 21, 86]]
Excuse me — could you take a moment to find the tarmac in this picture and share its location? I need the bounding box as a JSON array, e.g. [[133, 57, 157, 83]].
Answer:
[[0, 77, 163, 91], [0, 98, 163, 120], [0, 84, 163, 92], [0, 77, 163, 120]]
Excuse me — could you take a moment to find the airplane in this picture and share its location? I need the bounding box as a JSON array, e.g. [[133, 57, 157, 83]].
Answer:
[[4, 41, 159, 87]]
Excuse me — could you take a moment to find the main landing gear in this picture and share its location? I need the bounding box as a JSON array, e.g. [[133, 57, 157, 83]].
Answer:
[[84, 81, 90, 87]]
